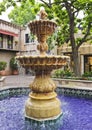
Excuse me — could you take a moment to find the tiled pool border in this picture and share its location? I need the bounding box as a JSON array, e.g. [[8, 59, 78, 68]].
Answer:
[[0, 87, 30, 100], [56, 87, 92, 99], [0, 86, 92, 100]]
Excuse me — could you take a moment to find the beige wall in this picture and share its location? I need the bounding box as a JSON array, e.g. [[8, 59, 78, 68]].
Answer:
[[0, 51, 16, 75], [59, 42, 92, 74], [20, 29, 26, 51], [0, 19, 26, 75]]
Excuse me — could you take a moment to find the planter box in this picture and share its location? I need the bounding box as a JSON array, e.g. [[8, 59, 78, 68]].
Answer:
[[12, 70, 19, 75], [53, 78, 92, 89], [0, 70, 6, 76], [0, 76, 6, 87]]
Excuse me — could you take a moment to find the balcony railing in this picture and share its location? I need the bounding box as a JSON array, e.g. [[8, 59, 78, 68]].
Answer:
[[7, 44, 13, 49], [0, 41, 20, 51]]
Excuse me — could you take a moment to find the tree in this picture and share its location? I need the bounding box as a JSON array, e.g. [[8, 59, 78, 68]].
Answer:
[[0, 0, 37, 23], [1, 0, 92, 76], [0, 0, 18, 15], [47, 33, 57, 52], [39, 0, 92, 76], [8, 0, 40, 26]]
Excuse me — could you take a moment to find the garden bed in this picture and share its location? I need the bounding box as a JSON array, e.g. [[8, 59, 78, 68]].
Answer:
[[53, 78, 92, 90]]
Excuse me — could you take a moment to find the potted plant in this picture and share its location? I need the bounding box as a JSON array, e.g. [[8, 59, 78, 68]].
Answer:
[[10, 57, 19, 75], [8, 40, 13, 49], [15, 40, 18, 48], [15, 40, 18, 44], [0, 61, 7, 76], [0, 37, 2, 42], [0, 37, 3, 48]]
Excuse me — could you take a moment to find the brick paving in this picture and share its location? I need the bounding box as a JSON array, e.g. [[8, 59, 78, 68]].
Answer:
[[4, 75, 34, 88]]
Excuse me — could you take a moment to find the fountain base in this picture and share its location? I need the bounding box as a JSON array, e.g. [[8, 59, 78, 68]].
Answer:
[[25, 113, 63, 130], [25, 93, 62, 120], [25, 112, 62, 121]]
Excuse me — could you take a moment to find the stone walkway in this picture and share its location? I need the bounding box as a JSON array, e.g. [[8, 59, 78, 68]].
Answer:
[[4, 75, 34, 88]]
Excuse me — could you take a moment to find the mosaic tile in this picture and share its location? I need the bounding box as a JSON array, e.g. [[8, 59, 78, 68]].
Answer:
[[89, 91, 92, 95], [57, 87, 92, 99], [0, 87, 92, 100]]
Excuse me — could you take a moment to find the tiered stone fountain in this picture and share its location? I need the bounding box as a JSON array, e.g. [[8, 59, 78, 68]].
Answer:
[[16, 7, 69, 121]]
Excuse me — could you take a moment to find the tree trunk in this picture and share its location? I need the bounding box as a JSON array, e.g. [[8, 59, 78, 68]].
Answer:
[[72, 48, 80, 76], [69, 13, 80, 76]]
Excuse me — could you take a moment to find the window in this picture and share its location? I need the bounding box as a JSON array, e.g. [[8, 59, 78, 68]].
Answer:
[[0, 34, 3, 48], [25, 34, 29, 43], [84, 55, 92, 72], [25, 33, 35, 43], [7, 35, 13, 49]]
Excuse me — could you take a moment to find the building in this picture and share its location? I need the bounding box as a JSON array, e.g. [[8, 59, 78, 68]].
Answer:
[[0, 19, 24, 75], [2, 19, 92, 76], [0, 19, 38, 75], [58, 41, 92, 75], [24, 26, 38, 55]]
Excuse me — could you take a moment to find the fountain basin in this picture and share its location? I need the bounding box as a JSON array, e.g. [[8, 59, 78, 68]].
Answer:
[[16, 55, 69, 71], [0, 87, 92, 130]]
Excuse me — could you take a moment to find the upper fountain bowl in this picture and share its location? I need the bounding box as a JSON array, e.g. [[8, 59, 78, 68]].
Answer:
[[28, 6, 57, 37], [28, 20, 57, 36]]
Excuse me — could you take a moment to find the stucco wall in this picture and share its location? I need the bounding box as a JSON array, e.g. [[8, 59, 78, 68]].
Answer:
[[0, 51, 16, 75]]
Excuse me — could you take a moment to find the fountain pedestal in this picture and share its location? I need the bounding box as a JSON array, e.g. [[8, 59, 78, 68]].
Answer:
[[25, 94, 61, 120], [25, 73, 61, 120]]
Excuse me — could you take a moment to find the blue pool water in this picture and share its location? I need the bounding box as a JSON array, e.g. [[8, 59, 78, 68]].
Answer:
[[0, 95, 92, 130]]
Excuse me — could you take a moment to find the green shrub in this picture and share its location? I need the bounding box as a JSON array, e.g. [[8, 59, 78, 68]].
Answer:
[[52, 69, 73, 78], [82, 71, 92, 77], [55, 69, 64, 78], [0, 61, 7, 71], [10, 57, 18, 70], [64, 69, 74, 77]]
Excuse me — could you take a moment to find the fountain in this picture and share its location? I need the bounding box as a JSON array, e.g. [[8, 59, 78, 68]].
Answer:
[[1, 8, 92, 130], [16, 7, 69, 121]]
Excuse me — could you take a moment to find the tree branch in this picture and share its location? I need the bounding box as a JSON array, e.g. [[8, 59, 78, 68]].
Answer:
[[39, 0, 63, 8], [39, 0, 51, 7], [77, 22, 91, 49]]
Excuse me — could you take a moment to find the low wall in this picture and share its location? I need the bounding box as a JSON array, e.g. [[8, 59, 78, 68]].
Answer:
[[0, 77, 6, 87], [53, 78, 92, 89]]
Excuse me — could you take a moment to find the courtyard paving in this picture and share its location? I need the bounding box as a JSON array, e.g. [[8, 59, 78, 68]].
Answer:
[[1, 74, 92, 91], [4, 74, 34, 88]]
